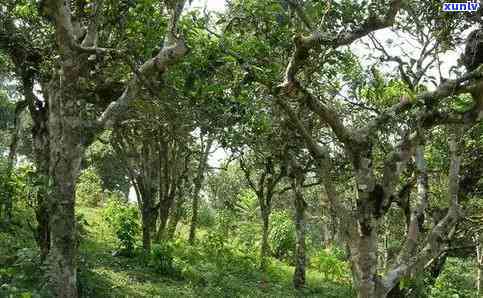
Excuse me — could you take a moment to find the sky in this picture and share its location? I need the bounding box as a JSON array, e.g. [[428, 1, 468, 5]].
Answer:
[[189, 0, 227, 12]]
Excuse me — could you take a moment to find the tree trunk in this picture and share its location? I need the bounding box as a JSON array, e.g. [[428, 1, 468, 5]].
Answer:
[[33, 152, 51, 261], [353, 186, 384, 297], [140, 186, 157, 251], [167, 199, 184, 239], [141, 213, 152, 251], [46, 70, 83, 297], [48, 181, 78, 298], [260, 207, 270, 270], [35, 188, 50, 261], [292, 175, 307, 289], [477, 233, 483, 296], [356, 225, 383, 298], [188, 192, 200, 244], [166, 214, 179, 240], [188, 137, 213, 244], [156, 203, 172, 240]]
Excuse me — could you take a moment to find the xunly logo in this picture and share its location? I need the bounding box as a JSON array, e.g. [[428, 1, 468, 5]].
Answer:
[[443, 1, 480, 11]]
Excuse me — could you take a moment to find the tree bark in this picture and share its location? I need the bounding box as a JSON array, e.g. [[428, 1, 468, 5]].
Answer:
[[46, 71, 83, 297], [141, 213, 153, 251], [166, 203, 183, 240], [260, 206, 270, 270], [188, 137, 213, 244], [477, 232, 483, 296], [156, 202, 172, 240], [292, 172, 307, 289], [139, 178, 158, 251], [35, 187, 51, 261], [3, 0, 189, 295]]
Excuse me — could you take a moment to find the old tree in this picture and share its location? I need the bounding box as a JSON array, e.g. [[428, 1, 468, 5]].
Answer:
[[1, 0, 483, 297]]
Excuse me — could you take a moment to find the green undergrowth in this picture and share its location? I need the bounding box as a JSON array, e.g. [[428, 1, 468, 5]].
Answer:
[[1, 205, 478, 297], [76, 206, 354, 297]]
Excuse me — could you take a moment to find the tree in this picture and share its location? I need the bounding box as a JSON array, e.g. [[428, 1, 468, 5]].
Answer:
[[2, 0, 189, 295], [239, 150, 287, 269], [289, 157, 307, 289], [188, 134, 213, 244]]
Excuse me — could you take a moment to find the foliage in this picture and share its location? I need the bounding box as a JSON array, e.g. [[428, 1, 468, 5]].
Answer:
[[206, 164, 247, 210], [310, 247, 352, 284], [149, 242, 176, 275], [192, 201, 215, 228], [1, 0, 483, 297], [269, 210, 295, 261], [0, 191, 44, 298], [76, 167, 104, 207], [102, 197, 139, 256], [429, 258, 477, 298], [84, 136, 131, 196]]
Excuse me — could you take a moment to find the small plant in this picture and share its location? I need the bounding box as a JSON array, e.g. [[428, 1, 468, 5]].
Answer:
[[269, 210, 295, 261], [76, 213, 89, 245], [311, 247, 351, 283], [103, 197, 139, 256], [150, 243, 175, 275]]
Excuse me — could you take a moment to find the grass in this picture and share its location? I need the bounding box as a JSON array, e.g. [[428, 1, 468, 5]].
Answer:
[[76, 206, 354, 297], [0, 205, 354, 297], [1, 204, 478, 298]]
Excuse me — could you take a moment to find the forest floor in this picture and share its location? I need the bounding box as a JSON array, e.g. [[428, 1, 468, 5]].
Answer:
[[75, 207, 354, 297], [1, 206, 477, 297]]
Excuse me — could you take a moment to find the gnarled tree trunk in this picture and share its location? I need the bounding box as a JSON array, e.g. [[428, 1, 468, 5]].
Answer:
[[46, 77, 83, 297], [139, 144, 160, 251], [292, 168, 307, 289]]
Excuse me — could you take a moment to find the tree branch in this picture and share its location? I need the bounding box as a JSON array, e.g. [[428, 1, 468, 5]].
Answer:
[[96, 0, 188, 129], [278, 0, 403, 91]]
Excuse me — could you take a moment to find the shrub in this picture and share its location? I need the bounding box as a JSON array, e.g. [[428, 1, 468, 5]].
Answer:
[[269, 210, 295, 261], [429, 257, 476, 298], [76, 167, 104, 207], [311, 246, 351, 283], [149, 243, 176, 275], [103, 197, 139, 255], [197, 203, 215, 228]]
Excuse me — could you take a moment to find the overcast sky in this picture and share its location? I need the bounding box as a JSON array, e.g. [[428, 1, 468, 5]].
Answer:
[[190, 0, 226, 12]]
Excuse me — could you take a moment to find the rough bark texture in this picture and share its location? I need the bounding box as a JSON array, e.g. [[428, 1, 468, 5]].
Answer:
[[141, 212, 155, 251], [167, 200, 184, 239], [477, 233, 483, 296], [188, 137, 213, 244], [157, 202, 172, 241], [260, 208, 271, 270], [38, 0, 189, 294], [46, 77, 83, 298], [140, 191, 157, 251], [35, 187, 51, 261], [292, 166, 307, 289]]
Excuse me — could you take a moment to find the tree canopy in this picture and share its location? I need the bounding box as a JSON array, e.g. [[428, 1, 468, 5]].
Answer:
[[0, 1, 482, 297]]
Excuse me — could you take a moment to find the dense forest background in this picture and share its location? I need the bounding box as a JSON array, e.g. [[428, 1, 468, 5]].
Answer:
[[0, 0, 482, 297]]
